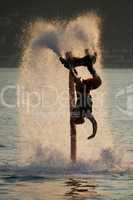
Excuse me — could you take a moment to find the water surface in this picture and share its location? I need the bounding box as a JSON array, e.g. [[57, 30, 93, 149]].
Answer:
[[0, 68, 133, 200]]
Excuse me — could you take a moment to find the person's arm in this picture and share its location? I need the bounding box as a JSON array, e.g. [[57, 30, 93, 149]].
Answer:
[[86, 113, 97, 139]]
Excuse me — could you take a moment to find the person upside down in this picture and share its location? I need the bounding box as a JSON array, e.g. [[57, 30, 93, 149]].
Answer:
[[59, 49, 102, 139]]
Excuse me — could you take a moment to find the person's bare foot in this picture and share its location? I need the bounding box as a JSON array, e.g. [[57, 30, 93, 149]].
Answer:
[[87, 135, 95, 140]]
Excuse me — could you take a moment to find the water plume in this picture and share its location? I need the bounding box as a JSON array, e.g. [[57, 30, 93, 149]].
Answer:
[[32, 30, 61, 56], [17, 12, 127, 171]]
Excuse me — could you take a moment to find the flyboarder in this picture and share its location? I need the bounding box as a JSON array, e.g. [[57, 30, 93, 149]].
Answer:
[[59, 49, 102, 139]]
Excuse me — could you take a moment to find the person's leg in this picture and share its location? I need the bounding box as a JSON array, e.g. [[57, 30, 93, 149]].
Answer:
[[85, 111, 97, 139]]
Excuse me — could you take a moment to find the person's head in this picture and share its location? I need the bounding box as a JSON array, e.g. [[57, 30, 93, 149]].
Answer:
[[65, 51, 73, 60]]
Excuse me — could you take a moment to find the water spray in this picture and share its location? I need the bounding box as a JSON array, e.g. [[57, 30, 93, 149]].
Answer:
[[18, 13, 115, 167]]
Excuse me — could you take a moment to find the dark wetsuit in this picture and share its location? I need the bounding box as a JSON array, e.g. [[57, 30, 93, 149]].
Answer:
[[60, 53, 102, 115], [60, 53, 101, 137]]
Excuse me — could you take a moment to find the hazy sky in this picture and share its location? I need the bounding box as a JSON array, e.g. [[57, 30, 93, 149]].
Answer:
[[0, 0, 133, 51]]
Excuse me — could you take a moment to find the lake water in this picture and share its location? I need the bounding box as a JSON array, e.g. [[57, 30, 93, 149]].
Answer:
[[0, 68, 133, 200]]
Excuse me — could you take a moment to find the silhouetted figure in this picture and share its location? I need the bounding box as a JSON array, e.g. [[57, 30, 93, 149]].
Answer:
[[59, 50, 102, 139]]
